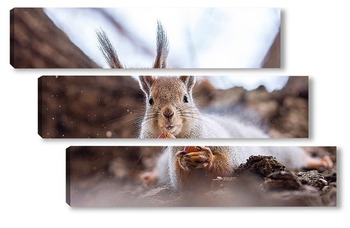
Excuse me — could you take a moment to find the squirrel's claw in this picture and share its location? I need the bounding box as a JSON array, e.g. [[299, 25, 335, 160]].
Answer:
[[176, 146, 214, 171]]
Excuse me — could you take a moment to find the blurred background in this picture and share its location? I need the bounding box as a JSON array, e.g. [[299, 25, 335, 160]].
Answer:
[[11, 8, 280, 69], [44, 8, 281, 68]]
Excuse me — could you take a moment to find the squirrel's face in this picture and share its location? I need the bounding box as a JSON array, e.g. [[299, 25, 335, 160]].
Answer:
[[139, 76, 198, 138]]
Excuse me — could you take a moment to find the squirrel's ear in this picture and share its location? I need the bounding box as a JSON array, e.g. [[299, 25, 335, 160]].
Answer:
[[139, 76, 155, 96], [179, 76, 196, 92], [153, 22, 169, 68], [97, 29, 123, 68]]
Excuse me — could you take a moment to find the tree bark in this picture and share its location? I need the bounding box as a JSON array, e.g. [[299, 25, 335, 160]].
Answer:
[[262, 31, 281, 68], [10, 8, 99, 68]]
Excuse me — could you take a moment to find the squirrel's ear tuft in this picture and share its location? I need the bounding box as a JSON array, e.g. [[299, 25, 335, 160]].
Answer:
[[96, 29, 123, 68], [153, 21, 169, 68], [179, 76, 196, 92], [139, 76, 155, 96]]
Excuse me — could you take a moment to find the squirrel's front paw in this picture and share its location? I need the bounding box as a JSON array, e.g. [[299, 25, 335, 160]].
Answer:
[[176, 146, 213, 171]]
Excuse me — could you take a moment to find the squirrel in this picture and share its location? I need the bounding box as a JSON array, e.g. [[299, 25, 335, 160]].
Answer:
[[97, 22, 333, 190], [137, 76, 333, 190], [138, 76, 270, 139]]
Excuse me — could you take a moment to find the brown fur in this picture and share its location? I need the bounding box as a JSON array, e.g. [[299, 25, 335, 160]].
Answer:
[[139, 76, 199, 138], [175, 146, 233, 190]]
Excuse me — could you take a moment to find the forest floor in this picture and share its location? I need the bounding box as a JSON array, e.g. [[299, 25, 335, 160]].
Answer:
[[67, 146, 336, 207]]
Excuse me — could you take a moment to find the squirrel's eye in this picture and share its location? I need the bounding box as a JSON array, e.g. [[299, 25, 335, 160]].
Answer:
[[183, 95, 189, 103], [149, 97, 154, 105]]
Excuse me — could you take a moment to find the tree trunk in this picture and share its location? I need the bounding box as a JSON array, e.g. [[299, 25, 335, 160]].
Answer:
[[10, 8, 99, 68], [262, 31, 281, 68]]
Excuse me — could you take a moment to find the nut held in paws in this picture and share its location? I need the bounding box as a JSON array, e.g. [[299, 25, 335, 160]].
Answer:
[[183, 146, 199, 152], [158, 132, 176, 139]]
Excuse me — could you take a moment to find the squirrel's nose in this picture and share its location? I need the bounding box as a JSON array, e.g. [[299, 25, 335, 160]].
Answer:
[[163, 109, 174, 120]]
